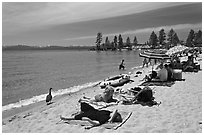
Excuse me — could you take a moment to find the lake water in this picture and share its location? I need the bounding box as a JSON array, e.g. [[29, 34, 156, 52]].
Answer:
[[2, 50, 144, 111]]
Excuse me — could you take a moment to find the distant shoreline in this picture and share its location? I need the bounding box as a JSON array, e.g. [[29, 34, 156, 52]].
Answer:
[[2, 45, 96, 51], [2, 45, 153, 51]]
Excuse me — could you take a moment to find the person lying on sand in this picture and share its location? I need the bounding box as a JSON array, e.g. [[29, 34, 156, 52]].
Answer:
[[60, 102, 122, 129], [120, 86, 160, 106], [80, 85, 118, 103]]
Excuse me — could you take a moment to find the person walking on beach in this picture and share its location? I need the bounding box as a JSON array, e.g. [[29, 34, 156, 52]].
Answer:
[[119, 59, 125, 70]]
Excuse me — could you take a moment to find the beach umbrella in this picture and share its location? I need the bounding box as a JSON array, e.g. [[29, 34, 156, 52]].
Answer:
[[139, 50, 170, 71], [139, 50, 170, 60], [166, 45, 189, 56]]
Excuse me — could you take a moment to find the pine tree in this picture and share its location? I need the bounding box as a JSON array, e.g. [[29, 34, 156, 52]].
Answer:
[[126, 37, 131, 49], [167, 28, 175, 46], [149, 31, 158, 49], [95, 32, 102, 50], [158, 28, 166, 45], [167, 28, 180, 47], [194, 30, 202, 47], [118, 34, 123, 50], [172, 33, 180, 46], [110, 42, 115, 50], [104, 36, 110, 50], [133, 36, 138, 48], [186, 29, 195, 47], [113, 35, 118, 50]]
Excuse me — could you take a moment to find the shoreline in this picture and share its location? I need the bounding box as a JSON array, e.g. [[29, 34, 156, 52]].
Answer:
[[2, 62, 144, 119], [2, 83, 100, 119], [2, 63, 149, 121]]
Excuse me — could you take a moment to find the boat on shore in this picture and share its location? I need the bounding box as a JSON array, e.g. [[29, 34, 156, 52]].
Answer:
[[100, 74, 131, 88]]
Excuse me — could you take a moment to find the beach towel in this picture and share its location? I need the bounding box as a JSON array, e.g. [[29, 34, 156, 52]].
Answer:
[[139, 81, 175, 87]]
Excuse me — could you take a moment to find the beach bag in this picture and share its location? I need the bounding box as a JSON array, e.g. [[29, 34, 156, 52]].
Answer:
[[136, 87, 153, 102]]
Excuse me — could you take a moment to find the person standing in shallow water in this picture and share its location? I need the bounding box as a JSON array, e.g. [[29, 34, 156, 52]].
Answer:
[[119, 59, 125, 70], [142, 58, 148, 68]]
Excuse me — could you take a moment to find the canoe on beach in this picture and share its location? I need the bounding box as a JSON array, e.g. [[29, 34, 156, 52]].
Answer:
[[106, 74, 124, 81], [100, 75, 131, 88]]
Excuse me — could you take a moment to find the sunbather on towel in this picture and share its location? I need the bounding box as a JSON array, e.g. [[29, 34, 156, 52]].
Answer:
[[80, 85, 118, 103], [121, 86, 160, 106], [60, 102, 122, 128]]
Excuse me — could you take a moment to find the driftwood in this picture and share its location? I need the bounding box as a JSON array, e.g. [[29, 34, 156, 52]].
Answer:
[[114, 112, 132, 130]]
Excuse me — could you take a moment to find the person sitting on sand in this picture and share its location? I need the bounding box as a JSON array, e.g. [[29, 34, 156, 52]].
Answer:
[[60, 102, 122, 129], [154, 64, 168, 82], [164, 64, 173, 81], [142, 70, 157, 82], [80, 85, 118, 103], [119, 59, 125, 70], [183, 55, 197, 72], [155, 61, 164, 70]]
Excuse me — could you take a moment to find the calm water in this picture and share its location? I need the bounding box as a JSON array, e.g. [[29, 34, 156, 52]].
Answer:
[[2, 50, 143, 110]]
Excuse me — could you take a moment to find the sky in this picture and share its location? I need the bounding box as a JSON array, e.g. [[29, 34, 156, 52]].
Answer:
[[2, 2, 202, 46]]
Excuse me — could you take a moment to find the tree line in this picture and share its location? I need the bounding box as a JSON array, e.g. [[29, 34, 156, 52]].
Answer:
[[95, 33, 138, 51], [95, 29, 202, 51]]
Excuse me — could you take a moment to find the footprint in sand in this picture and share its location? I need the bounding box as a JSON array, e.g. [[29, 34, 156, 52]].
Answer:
[[23, 112, 32, 118], [8, 115, 17, 122]]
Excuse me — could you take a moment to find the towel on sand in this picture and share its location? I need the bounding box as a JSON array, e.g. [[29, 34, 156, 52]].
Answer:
[[139, 81, 175, 87]]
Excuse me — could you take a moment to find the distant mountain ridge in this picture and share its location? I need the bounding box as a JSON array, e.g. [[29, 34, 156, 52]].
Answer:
[[2, 45, 95, 51]]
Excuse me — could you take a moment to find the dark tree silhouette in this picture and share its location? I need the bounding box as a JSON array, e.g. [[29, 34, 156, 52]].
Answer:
[[167, 28, 175, 46], [149, 31, 158, 49], [172, 33, 180, 46], [118, 34, 124, 50], [104, 36, 110, 50], [113, 35, 118, 50], [194, 30, 202, 47], [186, 29, 195, 47], [158, 28, 166, 45], [95, 32, 102, 50], [167, 28, 179, 47], [133, 36, 138, 48], [126, 37, 131, 49]]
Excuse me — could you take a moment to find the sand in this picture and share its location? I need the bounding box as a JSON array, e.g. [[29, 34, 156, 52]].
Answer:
[[2, 56, 202, 133]]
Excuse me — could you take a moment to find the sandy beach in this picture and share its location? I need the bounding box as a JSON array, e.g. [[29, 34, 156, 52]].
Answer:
[[2, 56, 202, 133]]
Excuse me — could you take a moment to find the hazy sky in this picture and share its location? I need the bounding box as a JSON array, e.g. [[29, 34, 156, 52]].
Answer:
[[2, 2, 202, 46]]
